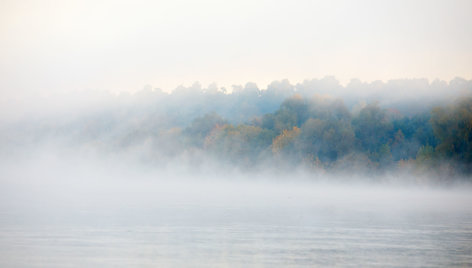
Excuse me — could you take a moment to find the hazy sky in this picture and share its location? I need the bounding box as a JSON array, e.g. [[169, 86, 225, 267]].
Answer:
[[0, 0, 471, 97]]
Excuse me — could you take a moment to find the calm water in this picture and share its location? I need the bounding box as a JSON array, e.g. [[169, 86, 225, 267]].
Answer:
[[1, 178, 471, 267]]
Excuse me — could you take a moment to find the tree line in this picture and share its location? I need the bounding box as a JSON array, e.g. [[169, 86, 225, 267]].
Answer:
[[183, 94, 472, 176], [2, 77, 472, 178]]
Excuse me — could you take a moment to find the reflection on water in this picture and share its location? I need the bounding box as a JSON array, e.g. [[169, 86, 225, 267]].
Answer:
[[0, 178, 471, 267]]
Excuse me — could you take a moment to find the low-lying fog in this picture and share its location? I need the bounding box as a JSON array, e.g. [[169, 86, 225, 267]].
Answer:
[[1, 78, 472, 266], [1, 151, 471, 267]]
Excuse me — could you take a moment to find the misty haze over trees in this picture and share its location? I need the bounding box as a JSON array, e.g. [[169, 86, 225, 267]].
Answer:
[[2, 77, 472, 180]]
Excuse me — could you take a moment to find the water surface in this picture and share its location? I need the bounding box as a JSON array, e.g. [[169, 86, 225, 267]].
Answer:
[[1, 177, 471, 267]]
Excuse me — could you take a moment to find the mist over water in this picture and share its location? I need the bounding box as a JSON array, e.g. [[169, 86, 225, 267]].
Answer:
[[2, 0, 472, 265], [1, 149, 472, 267], [1, 77, 472, 267]]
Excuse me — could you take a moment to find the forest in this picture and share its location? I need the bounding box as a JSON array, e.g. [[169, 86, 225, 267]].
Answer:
[[183, 92, 472, 176], [2, 77, 472, 178]]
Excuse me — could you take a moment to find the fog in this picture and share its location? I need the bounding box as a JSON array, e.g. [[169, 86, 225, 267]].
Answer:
[[2, 152, 472, 227], [2, 0, 472, 265], [2, 77, 472, 175], [1, 77, 472, 266], [1, 146, 472, 266]]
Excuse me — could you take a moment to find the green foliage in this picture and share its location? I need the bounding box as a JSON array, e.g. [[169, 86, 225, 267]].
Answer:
[[416, 145, 435, 163], [262, 94, 308, 134], [377, 143, 393, 167], [176, 95, 472, 175], [204, 124, 274, 166], [297, 118, 355, 163], [431, 98, 472, 170], [272, 127, 300, 156], [352, 103, 392, 156], [184, 112, 227, 146]]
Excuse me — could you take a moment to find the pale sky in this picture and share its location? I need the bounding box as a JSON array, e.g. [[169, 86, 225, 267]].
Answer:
[[0, 0, 471, 97]]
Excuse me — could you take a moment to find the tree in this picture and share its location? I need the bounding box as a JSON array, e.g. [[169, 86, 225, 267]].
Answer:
[[352, 103, 392, 158], [204, 124, 274, 166], [297, 118, 355, 163], [431, 98, 472, 170], [272, 126, 300, 156], [184, 112, 227, 146]]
